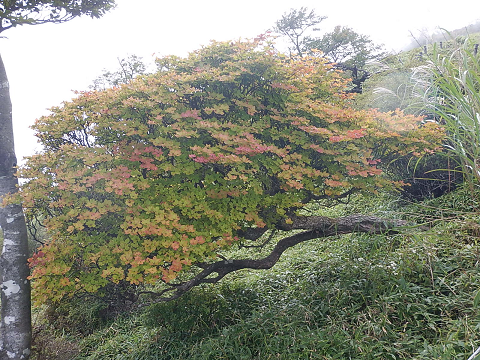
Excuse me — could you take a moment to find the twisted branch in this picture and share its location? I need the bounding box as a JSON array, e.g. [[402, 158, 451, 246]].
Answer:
[[144, 214, 406, 303]]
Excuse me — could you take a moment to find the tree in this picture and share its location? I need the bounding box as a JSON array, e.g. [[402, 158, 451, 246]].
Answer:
[[14, 38, 444, 307], [0, 1, 116, 359], [273, 9, 386, 93], [90, 54, 148, 90], [306, 26, 387, 93], [273, 7, 326, 56]]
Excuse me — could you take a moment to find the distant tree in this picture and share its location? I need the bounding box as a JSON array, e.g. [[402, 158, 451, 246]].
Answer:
[[273, 9, 386, 93], [273, 7, 326, 56], [0, 1, 116, 359], [306, 26, 384, 67], [90, 54, 148, 90], [14, 39, 443, 308], [306, 26, 387, 93]]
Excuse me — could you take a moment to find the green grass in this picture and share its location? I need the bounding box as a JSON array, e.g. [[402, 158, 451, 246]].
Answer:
[[72, 234, 480, 359]]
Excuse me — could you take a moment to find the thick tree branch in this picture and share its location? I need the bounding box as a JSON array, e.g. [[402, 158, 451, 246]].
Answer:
[[303, 188, 357, 203], [236, 226, 269, 241], [146, 214, 406, 303], [334, 63, 370, 93]]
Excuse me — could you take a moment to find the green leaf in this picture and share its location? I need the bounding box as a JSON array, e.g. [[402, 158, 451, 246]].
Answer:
[[474, 289, 480, 308]]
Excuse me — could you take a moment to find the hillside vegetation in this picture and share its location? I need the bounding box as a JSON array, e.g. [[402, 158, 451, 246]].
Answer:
[[30, 32, 480, 360], [32, 186, 480, 360]]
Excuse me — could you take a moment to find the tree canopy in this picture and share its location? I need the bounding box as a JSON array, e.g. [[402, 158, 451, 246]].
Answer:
[[306, 26, 386, 67], [14, 38, 444, 304], [0, 0, 115, 32], [273, 7, 326, 56]]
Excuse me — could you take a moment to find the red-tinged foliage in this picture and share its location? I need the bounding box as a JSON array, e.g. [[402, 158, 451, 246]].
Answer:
[[13, 38, 445, 304]]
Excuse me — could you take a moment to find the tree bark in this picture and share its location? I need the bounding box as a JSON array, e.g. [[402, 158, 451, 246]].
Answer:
[[0, 54, 31, 360]]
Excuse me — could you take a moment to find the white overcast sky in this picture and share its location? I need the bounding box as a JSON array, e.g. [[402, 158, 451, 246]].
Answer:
[[1, 0, 479, 161]]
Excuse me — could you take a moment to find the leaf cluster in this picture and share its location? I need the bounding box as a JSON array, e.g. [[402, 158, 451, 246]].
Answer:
[[0, 0, 116, 33], [306, 25, 387, 69]]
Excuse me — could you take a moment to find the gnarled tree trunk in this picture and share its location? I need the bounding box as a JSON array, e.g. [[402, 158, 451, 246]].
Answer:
[[0, 54, 31, 360]]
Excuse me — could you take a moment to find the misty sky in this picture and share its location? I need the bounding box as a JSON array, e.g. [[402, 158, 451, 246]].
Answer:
[[1, 0, 479, 161]]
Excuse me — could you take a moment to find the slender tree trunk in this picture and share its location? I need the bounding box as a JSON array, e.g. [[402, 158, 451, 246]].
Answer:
[[0, 54, 31, 360]]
